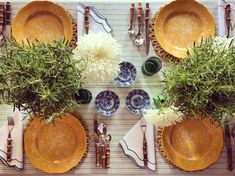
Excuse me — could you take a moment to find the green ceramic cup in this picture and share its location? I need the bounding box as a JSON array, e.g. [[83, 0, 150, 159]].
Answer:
[[141, 56, 162, 76], [74, 89, 92, 104]]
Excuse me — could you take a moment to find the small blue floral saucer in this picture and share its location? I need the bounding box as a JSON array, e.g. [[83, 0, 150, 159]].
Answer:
[[126, 89, 151, 114], [114, 62, 137, 87], [95, 90, 120, 116]]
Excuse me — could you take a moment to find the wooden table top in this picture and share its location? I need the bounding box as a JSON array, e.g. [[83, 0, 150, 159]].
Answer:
[[0, 1, 234, 175]]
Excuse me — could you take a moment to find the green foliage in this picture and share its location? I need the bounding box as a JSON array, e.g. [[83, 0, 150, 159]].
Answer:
[[0, 39, 85, 122], [164, 38, 235, 123]]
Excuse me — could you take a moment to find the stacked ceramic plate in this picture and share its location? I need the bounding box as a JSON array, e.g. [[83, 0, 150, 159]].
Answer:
[[149, 0, 216, 62], [156, 118, 223, 171], [12, 1, 74, 45]]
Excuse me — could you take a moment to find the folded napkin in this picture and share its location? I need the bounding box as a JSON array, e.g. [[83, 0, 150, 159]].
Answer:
[[0, 110, 24, 170], [76, 3, 113, 38], [119, 117, 156, 170], [218, 0, 235, 37]]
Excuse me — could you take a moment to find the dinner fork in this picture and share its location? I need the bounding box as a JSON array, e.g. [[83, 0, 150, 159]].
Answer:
[[7, 116, 14, 162]]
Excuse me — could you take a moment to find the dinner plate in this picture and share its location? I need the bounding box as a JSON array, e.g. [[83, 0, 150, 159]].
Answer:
[[114, 62, 137, 87], [154, 0, 215, 58], [95, 90, 120, 116], [24, 114, 87, 173], [159, 118, 223, 171], [126, 89, 151, 114], [12, 1, 73, 43]]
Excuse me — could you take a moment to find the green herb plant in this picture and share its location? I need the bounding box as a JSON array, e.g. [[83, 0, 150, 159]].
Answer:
[[164, 38, 235, 123], [0, 39, 85, 122]]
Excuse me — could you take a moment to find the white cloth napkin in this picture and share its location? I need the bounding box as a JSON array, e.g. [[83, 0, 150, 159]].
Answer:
[[76, 3, 113, 38], [0, 110, 24, 170], [119, 117, 156, 170], [218, 0, 235, 37]]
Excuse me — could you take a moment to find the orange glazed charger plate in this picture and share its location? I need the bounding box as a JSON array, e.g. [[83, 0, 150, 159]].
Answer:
[[154, 0, 215, 58], [160, 118, 223, 171], [12, 1, 73, 43], [24, 114, 87, 173]]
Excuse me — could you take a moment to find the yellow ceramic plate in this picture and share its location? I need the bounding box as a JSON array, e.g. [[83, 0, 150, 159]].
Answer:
[[161, 118, 223, 171], [12, 1, 73, 43], [24, 114, 87, 173], [154, 0, 215, 58]]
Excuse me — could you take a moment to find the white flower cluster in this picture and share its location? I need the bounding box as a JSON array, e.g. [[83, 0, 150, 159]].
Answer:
[[143, 107, 183, 128], [73, 32, 122, 83]]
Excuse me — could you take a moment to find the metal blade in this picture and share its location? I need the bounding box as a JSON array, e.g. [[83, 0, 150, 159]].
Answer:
[[94, 113, 98, 134], [145, 24, 150, 56]]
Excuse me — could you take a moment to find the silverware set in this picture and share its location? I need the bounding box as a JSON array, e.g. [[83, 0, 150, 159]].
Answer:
[[94, 114, 112, 168], [7, 116, 14, 162], [128, 3, 150, 55]]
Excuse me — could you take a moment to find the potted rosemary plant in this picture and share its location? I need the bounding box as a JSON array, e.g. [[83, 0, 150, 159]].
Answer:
[[164, 37, 235, 124], [0, 39, 85, 122]]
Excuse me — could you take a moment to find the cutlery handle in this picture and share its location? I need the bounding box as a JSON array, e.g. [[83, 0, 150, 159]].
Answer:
[[130, 3, 134, 26], [225, 124, 233, 171], [105, 144, 110, 168], [145, 3, 150, 21], [225, 4, 231, 37], [137, 3, 142, 30], [143, 133, 148, 167], [6, 137, 12, 162], [101, 144, 106, 168], [84, 6, 89, 34], [95, 143, 100, 167], [0, 3, 4, 33], [5, 2, 10, 25]]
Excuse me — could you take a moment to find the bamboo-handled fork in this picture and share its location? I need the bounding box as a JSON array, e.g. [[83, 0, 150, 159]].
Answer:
[[140, 117, 148, 167], [7, 116, 14, 162]]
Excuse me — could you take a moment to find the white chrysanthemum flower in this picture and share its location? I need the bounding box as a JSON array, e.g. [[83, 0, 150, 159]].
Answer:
[[73, 32, 122, 82], [143, 107, 183, 128]]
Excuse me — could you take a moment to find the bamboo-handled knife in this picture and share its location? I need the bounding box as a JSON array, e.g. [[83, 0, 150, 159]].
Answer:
[[145, 3, 150, 56], [94, 113, 101, 167]]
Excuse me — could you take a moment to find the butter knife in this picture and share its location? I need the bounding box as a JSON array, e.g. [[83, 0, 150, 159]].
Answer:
[[224, 123, 233, 171], [145, 3, 150, 56]]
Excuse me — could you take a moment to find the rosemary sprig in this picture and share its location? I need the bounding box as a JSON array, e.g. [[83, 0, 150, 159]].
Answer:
[[164, 38, 235, 123], [0, 39, 85, 122]]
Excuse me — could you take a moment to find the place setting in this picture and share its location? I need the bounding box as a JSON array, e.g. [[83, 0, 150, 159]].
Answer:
[[0, 0, 234, 175]]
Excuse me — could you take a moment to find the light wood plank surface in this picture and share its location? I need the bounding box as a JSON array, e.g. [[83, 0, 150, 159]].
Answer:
[[0, 1, 235, 176]]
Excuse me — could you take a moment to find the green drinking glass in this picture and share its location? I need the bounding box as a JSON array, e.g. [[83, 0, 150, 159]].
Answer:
[[141, 56, 162, 76]]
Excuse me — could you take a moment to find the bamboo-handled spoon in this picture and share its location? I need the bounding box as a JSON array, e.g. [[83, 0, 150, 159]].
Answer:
[[128, 3, 135, 36], [135, 3, 144, 46]]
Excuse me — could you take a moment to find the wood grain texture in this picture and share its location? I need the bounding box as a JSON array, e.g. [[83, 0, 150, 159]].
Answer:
[[0, 1, 234, 176]]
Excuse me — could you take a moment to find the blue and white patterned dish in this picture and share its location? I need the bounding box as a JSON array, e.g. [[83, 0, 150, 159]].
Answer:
[[114, 62, 137, 87], [95, 90, 120, 116], [126, 89, 151, 114]]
